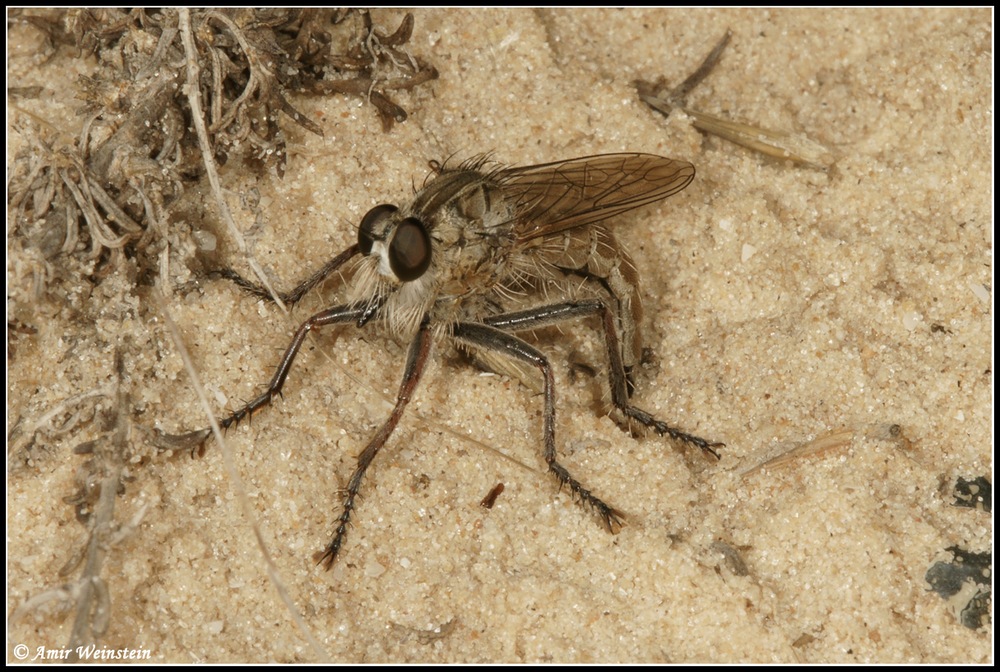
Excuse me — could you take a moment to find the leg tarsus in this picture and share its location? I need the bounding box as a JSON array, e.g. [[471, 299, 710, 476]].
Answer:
[[622, 405, 724, 459], [547, 460, 626, 533]]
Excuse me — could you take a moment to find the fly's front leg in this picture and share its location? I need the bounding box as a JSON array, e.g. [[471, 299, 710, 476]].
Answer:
[[319, 316, 434, 569], [220, 244, 360, 307], [452, 322, 626, 534], [156, 301, 371, 455], [484, 301, 723, 459]]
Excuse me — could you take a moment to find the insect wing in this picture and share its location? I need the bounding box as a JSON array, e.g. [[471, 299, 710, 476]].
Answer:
[[498, 153, 695, 242]]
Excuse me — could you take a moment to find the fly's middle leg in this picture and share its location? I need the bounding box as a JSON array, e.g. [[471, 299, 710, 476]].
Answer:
[[319, 317, 434, 568]]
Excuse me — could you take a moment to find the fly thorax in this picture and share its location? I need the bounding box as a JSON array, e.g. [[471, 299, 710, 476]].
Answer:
[[433, 180, 517, 296]]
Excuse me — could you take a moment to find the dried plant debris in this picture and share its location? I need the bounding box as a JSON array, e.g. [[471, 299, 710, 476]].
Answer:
[[8, 8, 437, 289], [388, 618, 459, 646], [740, 428, 854, 476], [925, 546, 992, 631], [710, 540, 751, 577], [310, 11, 438, 131], [9, 348, 148, 661], [952, 476, 991, 513], [7, 319, 38, 361], [7, 383, 113, 469], [480, 482, 505, 509], [636, 30, 833, 169]]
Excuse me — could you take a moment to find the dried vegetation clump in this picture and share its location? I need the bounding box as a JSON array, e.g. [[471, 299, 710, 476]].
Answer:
[[8, 8, 437, 295], [7, 9, 437, 659]]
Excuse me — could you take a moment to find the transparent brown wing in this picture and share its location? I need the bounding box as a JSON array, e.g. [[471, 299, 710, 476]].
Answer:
[[497, 153, 695, 242]]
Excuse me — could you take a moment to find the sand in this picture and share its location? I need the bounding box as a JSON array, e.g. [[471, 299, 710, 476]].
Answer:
[[7, 8, 992, 663]]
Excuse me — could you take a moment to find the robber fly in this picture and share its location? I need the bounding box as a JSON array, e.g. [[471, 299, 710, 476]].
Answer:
[[161, 153, 722, 568]]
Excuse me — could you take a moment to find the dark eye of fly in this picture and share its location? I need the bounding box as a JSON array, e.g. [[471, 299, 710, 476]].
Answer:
[[388, 218, 432, 282], [357, 204, 398, 256]]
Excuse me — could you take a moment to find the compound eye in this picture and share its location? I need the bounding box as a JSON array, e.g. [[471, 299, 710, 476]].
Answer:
[[388, 218, 432, 282], [358, 204, 398, 256]]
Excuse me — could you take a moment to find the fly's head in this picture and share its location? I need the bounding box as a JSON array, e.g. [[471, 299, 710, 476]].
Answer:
[[350, 164, 518, 335], [351, 200, 436, 337]]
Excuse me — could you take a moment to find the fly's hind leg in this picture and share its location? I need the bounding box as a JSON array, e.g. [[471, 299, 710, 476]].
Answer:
[[483, 301, 723, 460], [453, 322, 626, 533]]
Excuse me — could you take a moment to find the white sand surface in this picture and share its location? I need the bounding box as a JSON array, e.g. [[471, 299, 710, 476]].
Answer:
[[8, 8, 991, 663]]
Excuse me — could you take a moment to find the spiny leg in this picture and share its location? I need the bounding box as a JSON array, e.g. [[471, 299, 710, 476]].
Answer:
[[483, 300, 723, 459], [453, 322, 625, 533], [219, 244, 360, 307], [156, 301, 370, 455], [319, 317, 434, 569]]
